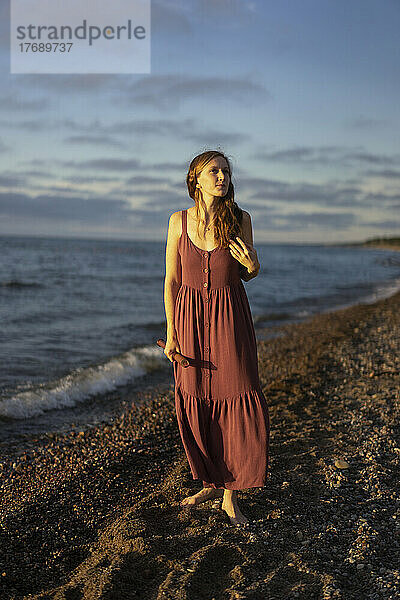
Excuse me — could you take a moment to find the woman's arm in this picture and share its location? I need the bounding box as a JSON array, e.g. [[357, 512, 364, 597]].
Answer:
[[164, 211, 182, 337], [238, 211, 260, 282]]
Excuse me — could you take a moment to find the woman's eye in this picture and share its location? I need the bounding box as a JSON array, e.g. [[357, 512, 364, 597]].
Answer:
[[210, 168, 229, 174]]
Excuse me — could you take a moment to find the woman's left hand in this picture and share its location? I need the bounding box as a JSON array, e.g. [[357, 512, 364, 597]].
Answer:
[[229, 236, 260, 273]]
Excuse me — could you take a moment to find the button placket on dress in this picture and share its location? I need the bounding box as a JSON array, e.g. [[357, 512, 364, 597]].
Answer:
[[202, 251, 211, 402], [174, 208, 270, 490]]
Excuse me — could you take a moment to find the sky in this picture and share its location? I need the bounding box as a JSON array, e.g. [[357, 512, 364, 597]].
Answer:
[[0, 0, 399, 243]]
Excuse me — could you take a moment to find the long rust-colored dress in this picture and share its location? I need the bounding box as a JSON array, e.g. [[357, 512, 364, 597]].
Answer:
[[173, 209, 270, 489]]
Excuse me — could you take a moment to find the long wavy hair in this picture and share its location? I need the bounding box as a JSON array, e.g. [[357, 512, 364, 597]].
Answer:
[[186, 150, 244, 249]]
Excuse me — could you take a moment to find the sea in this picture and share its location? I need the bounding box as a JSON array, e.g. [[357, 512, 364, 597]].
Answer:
[[1, 234, 400, 442]]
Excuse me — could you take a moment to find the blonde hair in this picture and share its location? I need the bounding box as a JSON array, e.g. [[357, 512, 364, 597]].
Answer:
[[186, 150, 244, 249]]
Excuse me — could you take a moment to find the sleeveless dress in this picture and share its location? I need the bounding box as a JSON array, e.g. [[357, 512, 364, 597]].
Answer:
[[173, 209, 270, 490]]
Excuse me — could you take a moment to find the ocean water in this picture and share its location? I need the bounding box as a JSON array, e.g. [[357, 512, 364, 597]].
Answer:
[[1, 234, 399, 437]]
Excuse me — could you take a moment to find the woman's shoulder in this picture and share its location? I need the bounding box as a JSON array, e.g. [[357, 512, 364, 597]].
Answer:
[[169, 209, 186, 222], [170, 208, 190, 220], [239, 210, 251, 231], [167, 209, 187, 238]]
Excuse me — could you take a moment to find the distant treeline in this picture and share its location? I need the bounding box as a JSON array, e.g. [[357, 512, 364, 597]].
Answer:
[[335, 237, 400, 249], [362, 237, 400, 248]]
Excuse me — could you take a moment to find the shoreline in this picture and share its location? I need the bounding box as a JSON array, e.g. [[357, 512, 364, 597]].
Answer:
[[2, 273, 399, 445], [327, 242, 400, 251], [366, 244, 400, 251], [0, 291, 399, 599]]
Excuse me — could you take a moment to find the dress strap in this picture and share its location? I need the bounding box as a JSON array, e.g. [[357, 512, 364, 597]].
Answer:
[[182, 209, 187, 235]]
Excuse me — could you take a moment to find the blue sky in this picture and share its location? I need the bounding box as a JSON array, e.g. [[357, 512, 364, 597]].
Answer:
[[0, 0, 399, 243]]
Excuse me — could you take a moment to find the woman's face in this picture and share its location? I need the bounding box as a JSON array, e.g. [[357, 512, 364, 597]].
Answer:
[[197, 157, 230, 198]]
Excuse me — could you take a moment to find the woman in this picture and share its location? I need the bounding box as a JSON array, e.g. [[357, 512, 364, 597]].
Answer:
[[164, 150, 270, 526]]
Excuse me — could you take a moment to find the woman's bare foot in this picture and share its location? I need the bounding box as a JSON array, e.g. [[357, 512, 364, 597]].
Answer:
[[180, 487, 224, 507], [221, 490, 249, 525]]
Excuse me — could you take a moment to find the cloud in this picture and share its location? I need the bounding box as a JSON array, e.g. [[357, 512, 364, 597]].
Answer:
[[126, 175, 173, 185], [112, 118, 196, 136], [152, 0, 193, 35], [28, 184, 113, 196], [63, 134, 128, 149], [253, 145, 400, 168], [282, 211, 357, 227], [61, 158, 142, 171], [0, 174, 27, 187], [0, 1, 9, 49], [149, 161, 191, 171], [19, 169, 56, 178], [236, 176, 374, 208], [0, 118, 49, 132], [0, 115, 249, 149], [60, 116, 249, 146], [22, 159, 48, 166], [387, 201, 400, 209], [255, 145, 344, 164], [16, 74, 121, 93], [198, 0, 255, 9], [196, 0, 258, 26], [0, 188, 187, 237], [0, 169, 57, 187], [251, 209, 358, 232], [0, 191, 136, 225], [12, 72, 269, 114], [361, 192, 400, 204], [60, 157, 189, 174], [67, 174, 121, 183], [363, 169, 400, 179], [151, 0, 257, 33], [357, 218, 400, 229], [119, 206, 174, 231], [130, 189, 187, 209], [348, 151, 398, 166], [122, 74, 270, 110], [0, 93, 49, 112], [344, 116, 390, 130], [190, 131, 248, 146]]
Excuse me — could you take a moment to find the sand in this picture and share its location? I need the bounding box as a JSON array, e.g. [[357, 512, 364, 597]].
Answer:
[[0, 291, 399, 600]]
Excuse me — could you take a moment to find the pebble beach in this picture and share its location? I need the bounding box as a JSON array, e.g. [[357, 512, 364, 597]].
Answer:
[[0, 288, 399, 600]]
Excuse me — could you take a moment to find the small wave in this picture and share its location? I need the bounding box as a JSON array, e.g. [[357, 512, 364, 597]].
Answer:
[[359, 276, 400, 305], [375, 256, 400, 267], [0, 345, 166, 421], [253, 311, 292, 324], [294, 309, 312, 318], [1, 279, 43, 288], [322, 276, 400, 314]]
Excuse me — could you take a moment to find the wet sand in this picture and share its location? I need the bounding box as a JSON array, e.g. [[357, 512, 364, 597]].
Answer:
[[0, 291, 399, 600]]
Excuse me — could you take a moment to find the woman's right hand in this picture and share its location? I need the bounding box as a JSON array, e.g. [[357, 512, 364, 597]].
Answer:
[[164, 335, 181, 363]]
